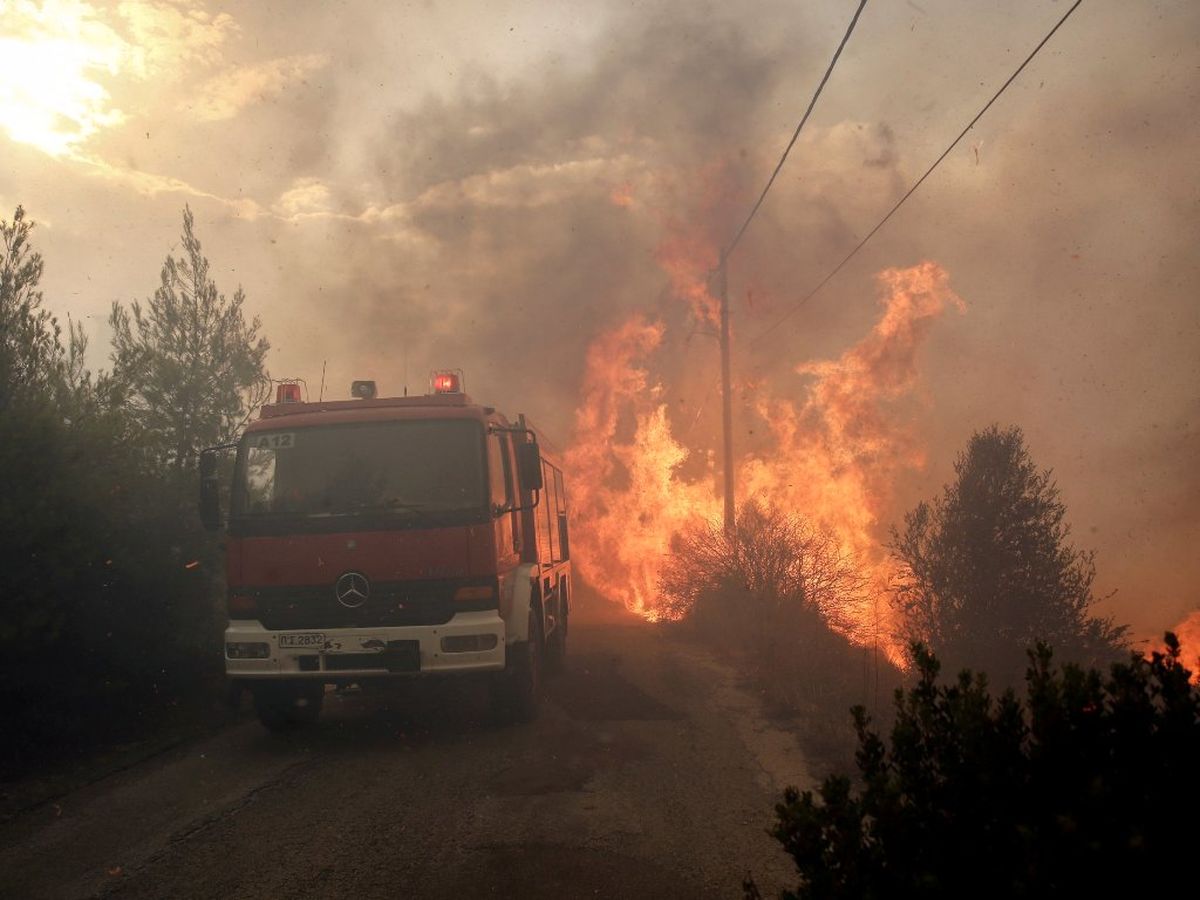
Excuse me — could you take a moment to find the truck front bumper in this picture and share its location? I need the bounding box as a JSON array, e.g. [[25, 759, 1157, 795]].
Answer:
[[224, 610, 506, 680]]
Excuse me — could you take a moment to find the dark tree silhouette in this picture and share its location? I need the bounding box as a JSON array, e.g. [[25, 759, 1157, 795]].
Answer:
[[1, 207, 269, 775], [1, 206, 62, 408], [891, 424, 1126, 684]]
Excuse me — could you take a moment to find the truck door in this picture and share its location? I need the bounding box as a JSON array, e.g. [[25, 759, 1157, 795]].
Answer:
[[488, 430, 519, 568]]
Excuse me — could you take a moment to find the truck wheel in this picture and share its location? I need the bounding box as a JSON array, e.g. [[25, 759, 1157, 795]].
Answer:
[[493, 609, 543, 723], [254, 683, 324, 732]]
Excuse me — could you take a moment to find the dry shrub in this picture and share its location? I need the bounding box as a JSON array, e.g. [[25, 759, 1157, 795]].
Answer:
[[661, 502, 900, 732]]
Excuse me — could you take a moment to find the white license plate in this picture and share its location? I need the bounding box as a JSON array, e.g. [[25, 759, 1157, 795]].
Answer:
[[279, 633, 326, 649]]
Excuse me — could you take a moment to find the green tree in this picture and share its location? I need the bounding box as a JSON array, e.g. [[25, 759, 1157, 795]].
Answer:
[[891, 425, 1125, 684], [1, 206, 63, 407], [0, 207, 232, 775], [109, 205, 269, 474], [752, 637, 1200, 899], [0, 205, 76, 652]]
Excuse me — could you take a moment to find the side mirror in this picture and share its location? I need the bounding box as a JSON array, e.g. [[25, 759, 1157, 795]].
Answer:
[[199, 449, 222, 531], [516, 441, 543, 492]]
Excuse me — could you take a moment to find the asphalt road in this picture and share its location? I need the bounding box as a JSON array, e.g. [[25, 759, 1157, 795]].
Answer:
[[0, 605, 814, 899]]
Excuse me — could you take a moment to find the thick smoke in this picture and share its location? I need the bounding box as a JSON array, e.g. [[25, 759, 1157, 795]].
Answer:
[[275, 3, 915, 440], [12, 0, 1195, 639], [253, 0, 1200, 639]]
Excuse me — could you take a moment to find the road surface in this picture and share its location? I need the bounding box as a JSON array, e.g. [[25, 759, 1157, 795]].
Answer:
[[0, 605, 814, 899]]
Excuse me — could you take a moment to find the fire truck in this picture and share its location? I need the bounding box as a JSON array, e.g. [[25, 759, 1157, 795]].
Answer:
[[199, 372, 571, 730]]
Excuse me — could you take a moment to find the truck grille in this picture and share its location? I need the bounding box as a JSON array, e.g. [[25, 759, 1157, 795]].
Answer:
[[242, 579, 494, 631]]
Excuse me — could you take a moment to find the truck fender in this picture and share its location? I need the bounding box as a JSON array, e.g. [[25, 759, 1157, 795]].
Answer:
[[505, 563, 540, 645]]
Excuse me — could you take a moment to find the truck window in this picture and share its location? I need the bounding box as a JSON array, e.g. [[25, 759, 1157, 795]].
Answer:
[[232, 419, 486, 518], [539, 461, 560, 564], [545, 462, 559, 561], [488, 431, 512, 510], [555, 468, 569, 560]]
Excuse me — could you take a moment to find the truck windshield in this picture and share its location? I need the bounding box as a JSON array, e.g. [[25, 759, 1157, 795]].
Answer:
[[232, 419, 486, 518]]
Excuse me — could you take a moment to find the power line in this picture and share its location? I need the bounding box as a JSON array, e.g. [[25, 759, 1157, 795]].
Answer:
[[715, 0, 868, 531], [724, 0, 869, 260], [749, 0, 1084, 348]]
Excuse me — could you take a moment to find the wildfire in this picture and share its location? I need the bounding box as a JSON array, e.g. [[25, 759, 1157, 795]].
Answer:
[[740, 262, 963, 651], [1162, 611, 1200, 683], [654, 229, 721, 325], [564, 316, 722, 619], [564, 250, 964, 658]]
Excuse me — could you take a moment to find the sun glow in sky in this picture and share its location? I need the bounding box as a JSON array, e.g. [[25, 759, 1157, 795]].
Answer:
[[0, 1, 129, 156]]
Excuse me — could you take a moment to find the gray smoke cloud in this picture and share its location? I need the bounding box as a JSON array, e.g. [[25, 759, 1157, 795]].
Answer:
[[8, 0, 1197, 639], [255, 0, 1200, 639]]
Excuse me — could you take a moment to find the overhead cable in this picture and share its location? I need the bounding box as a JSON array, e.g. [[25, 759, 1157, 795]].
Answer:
[[724, 0, 870, 260], [749, 0, 1084, 347]]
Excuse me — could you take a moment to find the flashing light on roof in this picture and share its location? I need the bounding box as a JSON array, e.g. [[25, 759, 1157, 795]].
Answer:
[[351, 380, 378, 400], [276, 383, 302, 404], [432, 369, 463, 394]]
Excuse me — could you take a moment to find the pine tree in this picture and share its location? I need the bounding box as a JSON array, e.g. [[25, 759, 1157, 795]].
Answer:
[[1, 206, 63, 408], [109, 206, 269, 474], [891, 425, 1126, 684]]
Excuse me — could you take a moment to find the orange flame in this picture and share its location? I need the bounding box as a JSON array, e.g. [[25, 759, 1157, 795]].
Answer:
[[565, 259, 964, 658], [648, 163, 738, 327], [610, 182, 636, 208], [654, 229, 720, 325], [564, 316, 721, 619], [1160, 610, 1200, 682]]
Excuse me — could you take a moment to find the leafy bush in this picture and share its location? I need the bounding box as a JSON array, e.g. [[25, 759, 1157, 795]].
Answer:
[[754, 635, 1199, 899]]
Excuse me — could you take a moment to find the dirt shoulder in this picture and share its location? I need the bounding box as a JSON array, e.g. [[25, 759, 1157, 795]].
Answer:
[[1, 603, 813, 899]]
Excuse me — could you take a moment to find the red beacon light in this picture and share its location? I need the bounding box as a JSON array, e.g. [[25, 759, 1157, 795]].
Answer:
[[275, 383, 302, 404], [431, 369, 463, 394]]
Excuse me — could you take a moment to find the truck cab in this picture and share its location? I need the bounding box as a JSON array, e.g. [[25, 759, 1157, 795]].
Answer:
[[201, 376, 571, 730]]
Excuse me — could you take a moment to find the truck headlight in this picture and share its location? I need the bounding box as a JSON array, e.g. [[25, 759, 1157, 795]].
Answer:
[[440, 634, 499, 653], [226, 642, 270, 659]]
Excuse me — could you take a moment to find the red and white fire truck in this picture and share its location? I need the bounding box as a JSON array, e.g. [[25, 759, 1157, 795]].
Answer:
[[199, 373, 571, 730]]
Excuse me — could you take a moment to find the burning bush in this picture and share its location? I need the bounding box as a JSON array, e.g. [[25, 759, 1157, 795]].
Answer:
[[751, 635, 1200, 899], [661, 501, 863, 622], [660, 502, 896, 724]]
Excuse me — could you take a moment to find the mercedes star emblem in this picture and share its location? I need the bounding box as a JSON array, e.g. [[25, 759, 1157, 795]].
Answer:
[[334, 571, 370, 609]]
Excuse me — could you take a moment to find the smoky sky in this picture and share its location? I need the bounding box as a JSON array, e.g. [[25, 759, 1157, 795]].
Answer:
[[5, 0, 1198, 638]]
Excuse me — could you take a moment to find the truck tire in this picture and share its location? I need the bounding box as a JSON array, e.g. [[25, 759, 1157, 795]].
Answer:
[[254, 682, 324, 732], [492, 609, 543, 723]]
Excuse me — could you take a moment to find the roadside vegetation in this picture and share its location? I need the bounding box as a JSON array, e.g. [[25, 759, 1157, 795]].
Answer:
[[675, 424, 1165, 896], [660, 502, 904, 771], [891, 424, 1128, 687], [748, 637, 1199, 899], [0, 205, 268, 779]]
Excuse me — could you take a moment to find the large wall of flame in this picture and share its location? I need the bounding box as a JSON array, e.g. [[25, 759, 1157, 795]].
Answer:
[[565, 259, 964, 657]]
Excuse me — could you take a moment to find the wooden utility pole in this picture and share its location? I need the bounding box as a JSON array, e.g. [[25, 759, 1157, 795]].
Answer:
[[717, 251, 735, 534]]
